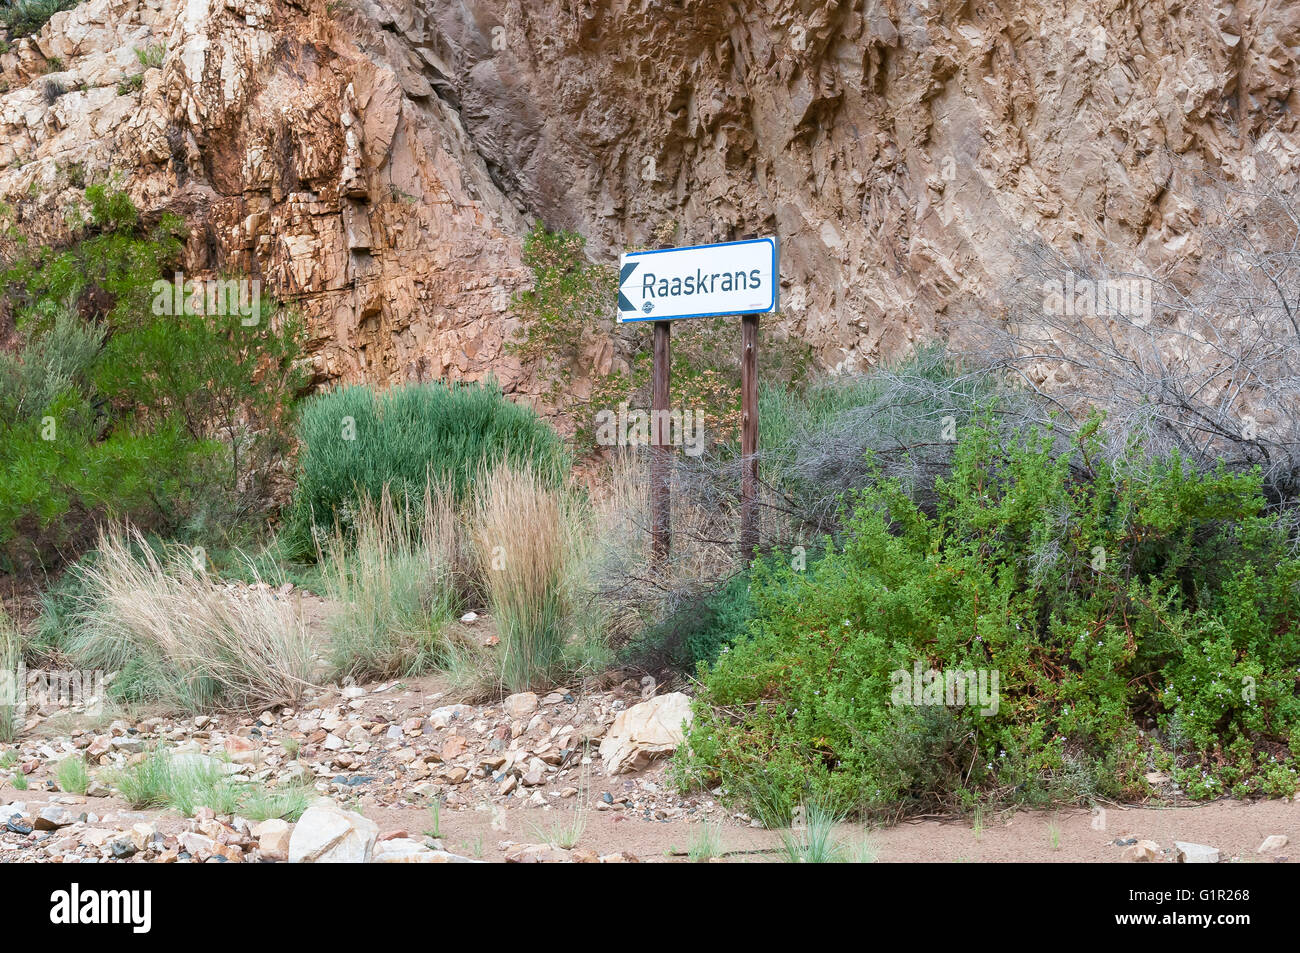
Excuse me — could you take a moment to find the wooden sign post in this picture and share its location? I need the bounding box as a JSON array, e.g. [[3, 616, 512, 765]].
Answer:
[[740, 313, 759, 563], [617, 237, 778, 567], [651, 320, 671, 563]]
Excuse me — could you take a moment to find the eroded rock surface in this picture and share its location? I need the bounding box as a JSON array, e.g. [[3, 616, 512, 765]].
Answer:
[[2, 0, 1298, 388]]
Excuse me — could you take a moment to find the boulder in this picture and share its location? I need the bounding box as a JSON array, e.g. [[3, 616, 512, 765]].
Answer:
[[504, 842, 572, 863], [35, 806, 75, 830], [371, 837, 479, 863], [503, 692, 539, 719], [1257, 834, 1288, 854], [288, 800, 378, 863], [1120, 840, 1162, 863], [598, 692, 693, 775], [1174, 841, 1220, 864], [252, 818, 291, 861]]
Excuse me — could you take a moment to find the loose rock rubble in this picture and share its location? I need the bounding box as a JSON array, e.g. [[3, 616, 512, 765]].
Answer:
[[0, 675, 714, 862], [4, 673, 1293, 863]]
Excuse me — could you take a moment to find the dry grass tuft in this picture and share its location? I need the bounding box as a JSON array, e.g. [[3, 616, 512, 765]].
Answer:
[[62, 526, 315, 712], [472, 463, 575, 692]]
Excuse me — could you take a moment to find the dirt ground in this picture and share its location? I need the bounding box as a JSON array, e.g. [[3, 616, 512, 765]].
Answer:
[[3, 618, 1296, 864], [355, 797, 1296, 863]]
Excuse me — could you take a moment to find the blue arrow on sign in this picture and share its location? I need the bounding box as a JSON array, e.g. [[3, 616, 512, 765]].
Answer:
[[617, 261, 639, 313]]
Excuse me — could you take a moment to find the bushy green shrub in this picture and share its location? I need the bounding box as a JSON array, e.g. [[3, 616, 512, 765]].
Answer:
[[0, 187, 305, 570], [677, 415, 1300, 821], [286, 380, 567, 550], [0, 0, 81, 38], [621, 573, 756, 675]]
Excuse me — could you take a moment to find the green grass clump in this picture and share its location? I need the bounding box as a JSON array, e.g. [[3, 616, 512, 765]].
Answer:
[[112, 747, 174, 809], [113, 747, 311, 820], [322, 487, 461, 681], [55, 755, 90, 794], [285, 380, 567, 553], [238, 783, 313, 822]]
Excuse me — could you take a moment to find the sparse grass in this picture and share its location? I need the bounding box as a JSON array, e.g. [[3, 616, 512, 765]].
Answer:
[[779, 800, 845, 863], [280, 737, 300, 760], [57, 526, 315, 712], [240, 783, 312, 822], [686, 821, 726, 862], [135, 43, 165, 69], [113, 747, 309, 819], [776, 799, 875, 863], [531, 807, 586, 850], [55, 755, 90, 795], [972, 806, 986, 841], [322, 485, 462, 681], [424, 800, 441, 838], [473, 463, 575, 692], [12, 771, 27, 790], [530, 767, 587, 849], [1048, 819, 1061, 850]]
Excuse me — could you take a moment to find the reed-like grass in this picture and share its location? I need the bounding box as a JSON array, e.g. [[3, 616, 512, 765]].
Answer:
[[472, 463, 575, 692], [321, 485, 462, 680]]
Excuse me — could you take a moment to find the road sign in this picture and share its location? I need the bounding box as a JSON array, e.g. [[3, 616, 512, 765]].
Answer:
[[617, 237, 778, 322]]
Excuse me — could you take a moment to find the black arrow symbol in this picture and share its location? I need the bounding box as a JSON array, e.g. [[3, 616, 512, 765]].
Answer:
[[618, 261, 639, 312]]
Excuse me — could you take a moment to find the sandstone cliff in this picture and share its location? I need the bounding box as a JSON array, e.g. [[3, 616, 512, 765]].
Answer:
[[2, 0, 1298, 396]]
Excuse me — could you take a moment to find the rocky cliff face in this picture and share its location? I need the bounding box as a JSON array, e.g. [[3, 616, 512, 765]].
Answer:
[[2, 0, 1298, 397]]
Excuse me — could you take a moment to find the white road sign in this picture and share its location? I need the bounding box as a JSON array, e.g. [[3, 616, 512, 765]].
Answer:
[[616, 237, 778, 322]]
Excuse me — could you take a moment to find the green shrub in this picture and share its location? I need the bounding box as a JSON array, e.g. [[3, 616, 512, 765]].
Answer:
[[0, 187, 306, 570], [0, 0, 81, 38], [621, 573, 755, 675], [677, 414, 1300, 821], [287, 380, 567, 551]]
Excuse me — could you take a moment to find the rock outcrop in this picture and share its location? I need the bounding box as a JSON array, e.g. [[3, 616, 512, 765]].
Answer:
[[2, 0, 1298, 390]]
